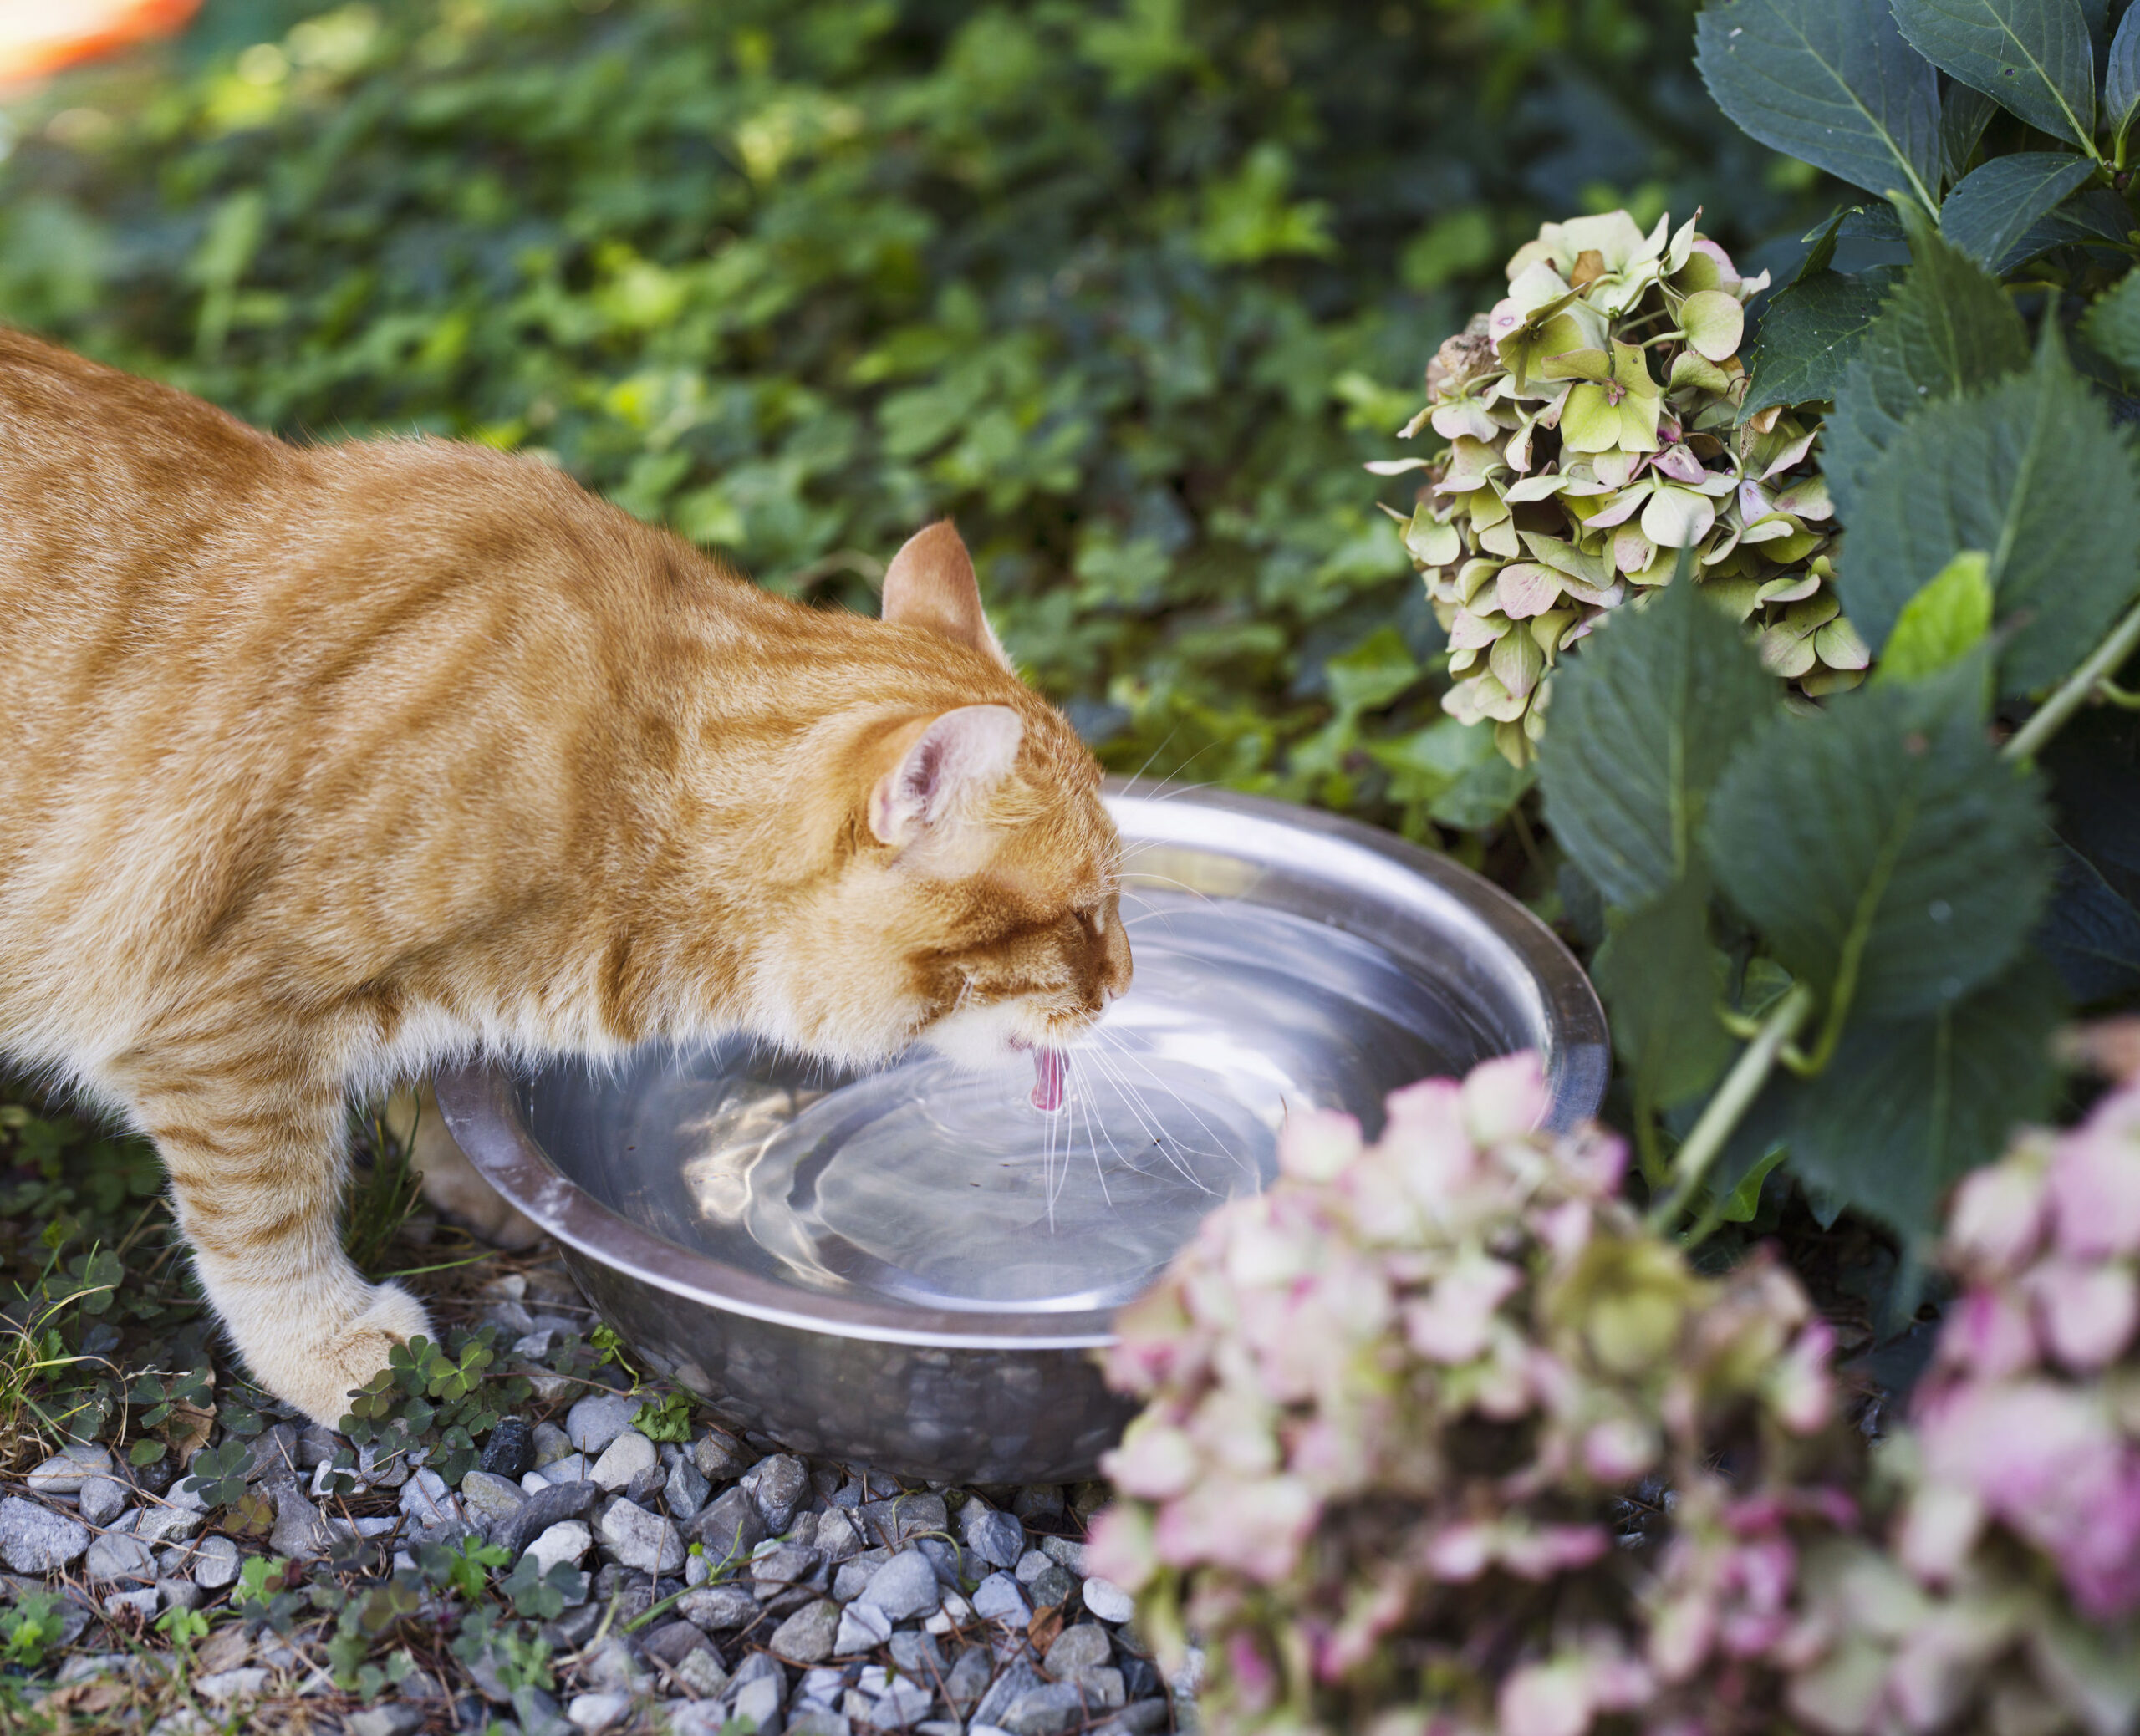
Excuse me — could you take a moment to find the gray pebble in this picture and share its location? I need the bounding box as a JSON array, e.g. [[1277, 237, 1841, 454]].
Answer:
[[195, 1666, 271, 1705], [1044, 1623, 1112, 1678], [1027, 1562, 1075, 1611], [786, 1713, 852, 1736], [590, 1428, 656, 1492], [889, 1630, 943, 1676], [1014, 1549, 1052, 1585], [492, 1479, 599, 1561], [1092, 1700, 1171, 1736], [665, 1453, 711, 1521], [813, 1507, 863, 1565], [346, 1706, 427, 1736], [833, 1600, 893, 1657], [644, 1617, 719, 1669], [945, 1646, 995, 1711], [269, 1487, 335, 1559], [678, 1583, 760, 1631], [741, 1453, 811, 1531], [731, 1674, 785, 1731], [856, 1492, 948, 1548], [25, 1444, 114, 1496], [135, 1504, 203, 1547], [688, 1484, 767, 1565], [871, 1677, 934, 1728], [542, 1453, 590, 1487], [595, 1498, 685, 1576], [191, 1535, 241, 1589], [565, 1392, 639, 1456], [771, 1597, 842, 1665], [974, 1662, 1043, 1728], [532, 1421, 573, 1468], [859, 1547, 940, 1621], [84, 1530, 156, 1584], [999, 1683, 1088, 1736], [568, 1689, 630, 1733], [971, 1571, 1032, 1625], [1081, 1576, 1135, 1625], [960, 1501, 1024, 1570], [674, 1646, 731, 1699], [242, 1423, 302, 1490], [461, 1469, 530, 1531], [524, 1520, 593, 1576], [103, 1586, 159, 1622], [832, 1546, 892, 1601], [692, 1430, 753, 1483], [626, 1462, 668, 1507], [1011, 1487, 1064, 1522], [156, 1577, 201, 1612], [0, 1495, 89, 1574], [753, 1543, 828, 1601], [478, 1418, 536, 1482], [1068, 1666, 1127, 1711], [77, 1474, 130, 1528], [1037, 1536, 1085, 1576]]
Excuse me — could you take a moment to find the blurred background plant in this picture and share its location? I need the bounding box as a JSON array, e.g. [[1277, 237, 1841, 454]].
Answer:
[[0, 0, 1827, 862]]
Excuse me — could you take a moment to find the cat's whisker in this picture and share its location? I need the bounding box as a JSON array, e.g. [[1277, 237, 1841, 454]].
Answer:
[[1091, 1028, 1241, 1179], [1081, 1041, 1220, 1189]]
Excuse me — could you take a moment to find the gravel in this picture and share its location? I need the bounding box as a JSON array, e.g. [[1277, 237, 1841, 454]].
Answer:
[[524, 1520, 593, 1575], [0, 1496, 90, 1573], [589, 1428, 656, 1491], [565, 1393, 639, 1456], [594, 1497, 685, 1575], [1082, 1576, 1136, 1624]]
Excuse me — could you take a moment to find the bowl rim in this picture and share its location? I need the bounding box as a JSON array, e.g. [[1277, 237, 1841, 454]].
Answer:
[[435, 780, 1608, 1352]]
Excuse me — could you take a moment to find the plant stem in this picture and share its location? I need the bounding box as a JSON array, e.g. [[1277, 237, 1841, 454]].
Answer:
[[1647, 982, 1816, 1233], [2004, 597, 2140, 763]]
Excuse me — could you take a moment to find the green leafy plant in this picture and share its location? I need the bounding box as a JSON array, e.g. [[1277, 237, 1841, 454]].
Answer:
[[631, 1388, 694, 1443]]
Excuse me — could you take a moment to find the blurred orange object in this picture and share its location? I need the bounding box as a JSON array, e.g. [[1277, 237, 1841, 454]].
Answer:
[[0, 0, 201, 83]]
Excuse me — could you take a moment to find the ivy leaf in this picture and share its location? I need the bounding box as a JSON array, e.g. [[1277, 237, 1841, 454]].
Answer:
[[1840, 319, 2140, 694], [1695, 0, 1942, 204], [1937, 152, 2099, 271], [1537, 571, 1776, 911], [1822, 206, 2029, 519], [1704, 675, 2051, 1025], [1592, 873, 1735, 1111], [2108, 0, 2140, 150], [1785, 953, 2061, 1243], [1742, 266, 1905, 414], [1891, 0, 2097, 147]]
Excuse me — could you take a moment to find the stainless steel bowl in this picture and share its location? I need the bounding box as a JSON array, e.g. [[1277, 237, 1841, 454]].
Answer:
[[436, 782, 1607, 1484]]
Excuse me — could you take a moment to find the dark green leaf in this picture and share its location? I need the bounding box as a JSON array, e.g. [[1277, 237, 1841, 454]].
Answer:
[[1592, 874, 1735, 1110], [1840, 319, 2140, 693], [1794, 206, 1857, 283], [1721, 1147, 1791, 1221], [1704, 675, 2051, 1021], [2107, 0, 2140, 146], [1744, 266, 1906, 413], [1891, 0, 2097, 145], [1695, 0, 1943, 203], [1785, 952, 2061, 1241], [2000, 186, 2134, 263], [1428, 757, 1535, 832], [1939, 80, 2002, 181], [2039, 701, 2140, 1000], [1538, 574, 1777, 911], [1937, 152, 2099, 270], [1822, 209, 2031, 519], [2084, 269, 2140, 375], [2041, 839, 2140, 999]]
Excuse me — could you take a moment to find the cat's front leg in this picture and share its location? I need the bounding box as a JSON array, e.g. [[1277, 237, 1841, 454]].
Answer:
[[115, 1046, 432, 1428]]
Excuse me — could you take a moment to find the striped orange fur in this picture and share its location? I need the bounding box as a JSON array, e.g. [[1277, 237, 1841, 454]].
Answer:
[[0, 328, 1129, 1425]]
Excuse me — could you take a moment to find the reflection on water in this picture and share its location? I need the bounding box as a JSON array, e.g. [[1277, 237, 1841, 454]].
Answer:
[[529, 895, 1487, 1314]]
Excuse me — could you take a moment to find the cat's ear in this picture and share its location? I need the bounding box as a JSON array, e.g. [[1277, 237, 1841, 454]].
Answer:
[[869, 705, 1024, 848], [881, 520, 1012, 669]]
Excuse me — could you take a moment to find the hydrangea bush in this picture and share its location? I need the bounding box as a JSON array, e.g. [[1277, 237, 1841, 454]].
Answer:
[[1380, 211, 1855, 766], [1091, 1046, 2140, 1736], [1088, 1052, 1856, 1734]]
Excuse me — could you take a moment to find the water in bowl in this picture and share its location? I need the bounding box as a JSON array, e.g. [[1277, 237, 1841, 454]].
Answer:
[[529, 893, 1487, 1315]]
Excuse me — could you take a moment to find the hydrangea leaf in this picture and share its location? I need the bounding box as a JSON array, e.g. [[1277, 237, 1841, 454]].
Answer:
[[2041, 839, 2140, 1001], [2107, 0, 2140, 152], [1876, 549, 1993, 684], [1822, 209, 2029, 521], [1937, 152, 2098, 272], [1781, 953, 2061, 1244], [1704, 673, 2051, 1025], [2082, 269, 2140, 377], [1694, 0, 1941, 206], [2039, 705, 2140, 1002], [1940, 82, 2002, 181], [1537, 572, 1776, 912], [1741, 266, 1904, 415], [1890, 0, 2097, 147], [1840, 320, 2140, 695], [1592, 872, 1735, 1111]]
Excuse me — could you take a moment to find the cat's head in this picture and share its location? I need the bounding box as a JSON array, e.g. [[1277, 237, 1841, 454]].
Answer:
[[762, 522, 1131, 1070]]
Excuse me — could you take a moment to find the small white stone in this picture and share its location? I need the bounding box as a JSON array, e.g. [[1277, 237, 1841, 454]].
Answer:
[[523, 1520, 592, 1576], [588, 1429, 656, 1492], [26, 1444, 114, 1496], [1081, 1576, 1135, 1624], [191, 1536, 241, 1590], [78, 1475, 129, 1527], [833, 1600, 894, 1656], [567, 1691, 630, 1733], [1013, 1549, 1051, 1584]]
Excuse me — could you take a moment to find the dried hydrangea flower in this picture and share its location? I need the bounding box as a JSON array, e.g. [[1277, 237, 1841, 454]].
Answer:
[[1375, 211, 1862, 766]]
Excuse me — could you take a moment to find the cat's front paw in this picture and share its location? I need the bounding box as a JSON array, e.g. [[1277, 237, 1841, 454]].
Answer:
[[274, 1284, 433, 1428]]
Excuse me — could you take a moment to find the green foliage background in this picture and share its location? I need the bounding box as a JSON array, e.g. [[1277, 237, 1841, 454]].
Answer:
[[0, 0, 1822, 847]]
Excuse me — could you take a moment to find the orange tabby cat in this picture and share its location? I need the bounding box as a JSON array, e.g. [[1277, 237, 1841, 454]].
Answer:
[[0, 328, 1130, 1427]]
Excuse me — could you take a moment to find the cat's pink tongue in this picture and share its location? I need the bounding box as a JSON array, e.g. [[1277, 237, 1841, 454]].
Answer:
[[1031, 1046, 1067, 1113]]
